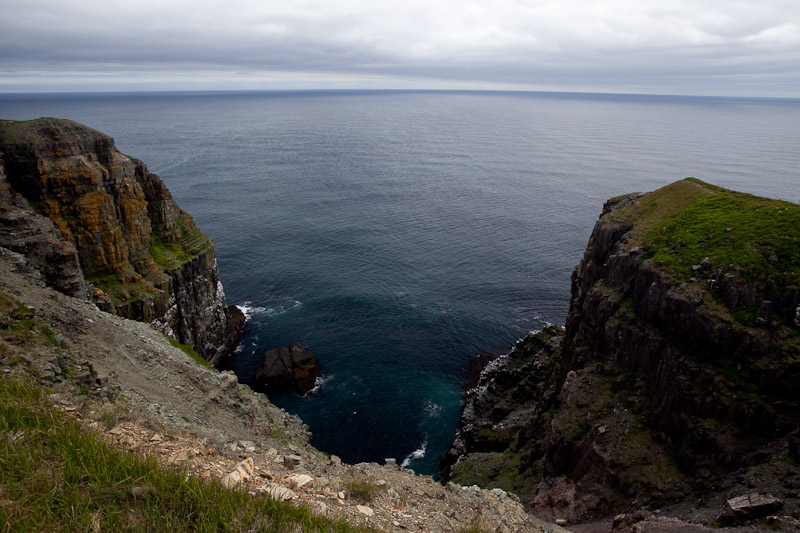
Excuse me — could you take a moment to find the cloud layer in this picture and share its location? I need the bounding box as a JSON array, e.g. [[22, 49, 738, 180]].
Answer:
[[1, 0, 799, 95]]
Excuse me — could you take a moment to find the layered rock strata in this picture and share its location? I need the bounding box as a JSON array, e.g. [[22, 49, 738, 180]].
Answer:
[[444, 179, 800, 526], [0, 118, 238, 363]]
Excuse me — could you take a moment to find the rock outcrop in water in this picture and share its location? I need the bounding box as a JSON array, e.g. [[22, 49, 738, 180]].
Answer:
[[0, 118, 241, 363], [251, 342, 321, 395], [443, 178, 800, 528]]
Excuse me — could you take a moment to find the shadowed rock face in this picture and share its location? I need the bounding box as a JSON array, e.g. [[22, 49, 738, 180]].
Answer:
[[251, 343, 321, 395], [0, 118, 240, 364], [444, 179, 800, 524]]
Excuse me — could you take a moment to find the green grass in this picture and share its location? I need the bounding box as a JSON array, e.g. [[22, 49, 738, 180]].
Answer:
[[605, 178, 800, 323], [0, 292, 60, 348], [149, 220, 212, 272], [167, 336, 209, 368], [0, 376, 371, 532], [345, 481, 380, 504], [86, 271, 159, 306], [644, 187, 800, 285]]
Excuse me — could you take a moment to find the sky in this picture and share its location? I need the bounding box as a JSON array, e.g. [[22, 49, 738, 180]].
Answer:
[[1, 0, 798, 97]]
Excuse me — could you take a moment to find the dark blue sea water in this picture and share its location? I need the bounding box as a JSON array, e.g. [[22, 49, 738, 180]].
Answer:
[[1, 90, 798, 475]]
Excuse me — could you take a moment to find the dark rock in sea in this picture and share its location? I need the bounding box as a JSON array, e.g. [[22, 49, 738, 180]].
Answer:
[[209, 305, 246, 367], [463, 346, 510, 390], [252, 342, 321, 395]]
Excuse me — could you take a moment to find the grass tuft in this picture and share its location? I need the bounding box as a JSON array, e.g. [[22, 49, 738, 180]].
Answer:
[[345, 481, 380, 504], [167, 336, 210, 368]]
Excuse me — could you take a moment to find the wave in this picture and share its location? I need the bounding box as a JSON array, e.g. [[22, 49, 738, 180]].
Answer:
[[424, 401, 442, 418], [236, 300, 301, 320], [400, 436, 428, 469], [304, 374, 333, 397]]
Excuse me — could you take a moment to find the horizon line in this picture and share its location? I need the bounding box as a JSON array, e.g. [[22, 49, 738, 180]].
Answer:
[[1, 87, 799, 102]]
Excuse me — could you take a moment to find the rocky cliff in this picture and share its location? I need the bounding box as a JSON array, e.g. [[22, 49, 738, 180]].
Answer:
[[0, 118, 241, 363], [443, 178, 800, 528]]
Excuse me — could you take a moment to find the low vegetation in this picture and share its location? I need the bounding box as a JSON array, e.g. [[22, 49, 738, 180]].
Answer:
[[149, 215, 212, 272], [345, 481, 381, 504], [643, 181, 800, 285], [0, 291, 59, 348], [608, 178, 800, 323], [0, 376, 370, 532], [167, 336, 210, 368]]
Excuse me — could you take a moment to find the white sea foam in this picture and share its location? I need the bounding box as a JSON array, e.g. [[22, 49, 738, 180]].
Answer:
[[424, 401, 442, 418], [237, 300, 301, 320], [236, 301, 267, 320], [401, 436, 428, 468], [304, 374, 333, 397]]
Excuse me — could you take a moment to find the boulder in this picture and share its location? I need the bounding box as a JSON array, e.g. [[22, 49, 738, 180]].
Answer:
[[251, 342, 320, 395], [717, 493, 783, 524]]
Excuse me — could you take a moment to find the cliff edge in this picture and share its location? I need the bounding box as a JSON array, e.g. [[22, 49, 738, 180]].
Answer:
[[444, 178, 800, 529], [0, 118, 241, 364]]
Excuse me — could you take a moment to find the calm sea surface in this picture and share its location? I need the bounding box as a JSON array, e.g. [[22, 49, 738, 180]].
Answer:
[[1, 90, 798, 475]]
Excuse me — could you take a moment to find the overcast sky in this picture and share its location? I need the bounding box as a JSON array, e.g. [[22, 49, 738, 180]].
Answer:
[[1, 0, 798, 96]]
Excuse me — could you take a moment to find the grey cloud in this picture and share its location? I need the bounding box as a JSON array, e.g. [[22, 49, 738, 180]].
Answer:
[[0, 0, 798, 95]]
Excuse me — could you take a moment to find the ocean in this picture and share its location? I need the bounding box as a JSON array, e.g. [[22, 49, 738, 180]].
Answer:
[[1, 90, 798, 475]]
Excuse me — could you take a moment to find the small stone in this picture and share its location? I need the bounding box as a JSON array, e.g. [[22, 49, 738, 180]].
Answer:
[[286, 473, 314, 488], [375, 479, 387, 487], [356, 505, 374, 517], [555, 518, 568, 526], [384, 458, 397, 466], [168, 450, 189, 464], [330, 455, 342, 465], [285, 454, 302, 467], [266, 485, 296, 501], [222, 457, 254, 487], [150, 433, 163, 442], [338, 491, 345, 499]]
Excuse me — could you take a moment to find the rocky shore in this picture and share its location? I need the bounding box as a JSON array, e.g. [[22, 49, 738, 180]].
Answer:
[[0, 245, 560, 532]]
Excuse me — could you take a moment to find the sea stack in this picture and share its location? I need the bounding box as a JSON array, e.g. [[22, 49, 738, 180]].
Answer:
[[251, 342, 321, 395]]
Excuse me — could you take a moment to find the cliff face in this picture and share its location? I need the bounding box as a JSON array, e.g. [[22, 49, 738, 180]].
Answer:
[[444, 179, 800, 524], [0, 118, 240, 363]]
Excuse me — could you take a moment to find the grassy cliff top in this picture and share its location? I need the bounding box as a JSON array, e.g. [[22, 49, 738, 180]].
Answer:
[[606, 178, 800, 287], [0, 118, 112, 148]]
